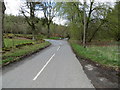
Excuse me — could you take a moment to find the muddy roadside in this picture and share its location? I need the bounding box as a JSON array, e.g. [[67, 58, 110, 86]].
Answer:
[[76, 55, 120, 89]]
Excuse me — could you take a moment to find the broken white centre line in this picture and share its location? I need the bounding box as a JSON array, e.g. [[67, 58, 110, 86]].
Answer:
[[33, 53, 55, 81], [57, 46, 60, 51]]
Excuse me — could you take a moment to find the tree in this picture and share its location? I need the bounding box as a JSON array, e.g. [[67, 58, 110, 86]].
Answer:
[[38, 2, 56, 38], [0, 1, 6, 48], [106, 1, 120, 41], [21, 1, 39, 40], [56, 2, 84, 40], [56, 1, 111, 43], [4, 15, 42, 34], [83, 0, 86, 47]]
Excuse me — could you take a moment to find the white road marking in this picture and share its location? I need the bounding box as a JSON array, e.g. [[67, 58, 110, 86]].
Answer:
[[57, 46, 60, 51], [33, 53, 55, 81]]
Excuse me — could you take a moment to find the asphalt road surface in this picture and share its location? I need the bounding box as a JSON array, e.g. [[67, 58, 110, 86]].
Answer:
[[2, 39, 94, 88]]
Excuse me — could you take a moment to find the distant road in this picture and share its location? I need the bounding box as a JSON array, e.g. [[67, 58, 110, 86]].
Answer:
[[2, 39, 94, 88]]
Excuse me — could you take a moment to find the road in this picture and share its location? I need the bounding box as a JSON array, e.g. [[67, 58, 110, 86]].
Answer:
[[2, 39, 94, 88]]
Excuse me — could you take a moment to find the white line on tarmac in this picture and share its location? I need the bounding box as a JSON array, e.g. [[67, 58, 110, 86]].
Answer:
[[33, 53, 55, 81], [57, 46, 60, 51]]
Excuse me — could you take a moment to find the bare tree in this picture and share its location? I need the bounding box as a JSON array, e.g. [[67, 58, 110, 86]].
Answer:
[[39, 2, 56, 38], [21, 1, 39, 40]]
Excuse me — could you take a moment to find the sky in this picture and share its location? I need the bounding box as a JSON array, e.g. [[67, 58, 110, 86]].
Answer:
[[4, 0, 116, 25]]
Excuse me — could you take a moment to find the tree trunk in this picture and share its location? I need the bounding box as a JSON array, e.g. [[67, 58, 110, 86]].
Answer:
[[47, 24, 50, 38], [88, 29, 99, 42], [83, 1, 86, 48], [88, 23, 103, 42], [85, 1, 94, 42], [32, 22, 35, 40], [1, 2, 6, 48], [0, 2, 2, 50], [30, 2, 36, 41], [2, 20, 4, 48]]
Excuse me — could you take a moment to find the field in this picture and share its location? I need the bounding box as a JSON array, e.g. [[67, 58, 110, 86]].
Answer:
[[70, 43, 119, 68]]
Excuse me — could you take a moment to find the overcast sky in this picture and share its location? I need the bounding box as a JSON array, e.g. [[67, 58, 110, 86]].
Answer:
[[4, 0, 116, 25]]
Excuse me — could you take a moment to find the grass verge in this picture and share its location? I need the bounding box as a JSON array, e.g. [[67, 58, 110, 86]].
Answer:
[[1, 41, 51, 66], [70, 41, 119, 70], [4, 38, 34, 48], [4, 33, 47, 40]]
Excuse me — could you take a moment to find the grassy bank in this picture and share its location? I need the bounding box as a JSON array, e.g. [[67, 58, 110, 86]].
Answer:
[[70, 42, 119, 68], [1, 36, 51, 66], [1, 41, 50, 65], [4, 38, 34, 48], [4, 33, 47, 40]]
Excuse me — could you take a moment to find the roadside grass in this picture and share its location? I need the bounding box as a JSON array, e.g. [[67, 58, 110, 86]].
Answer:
[[70, 42, 119, 68], [1, 41, 50, 65], [4, 38, 34, 48], [4, 33, 47, 40], [15, 34, 47, 40]]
